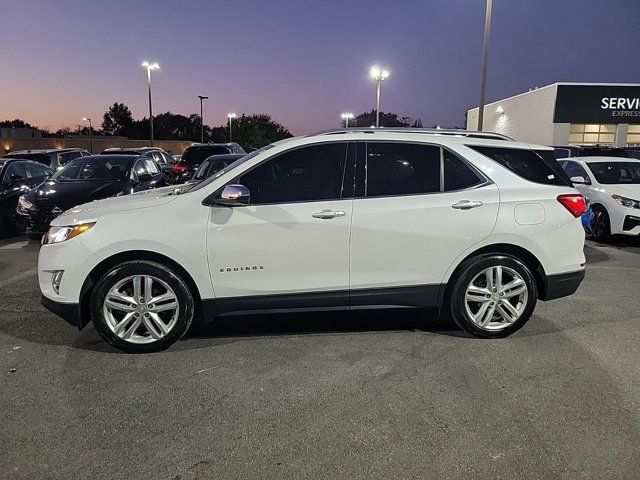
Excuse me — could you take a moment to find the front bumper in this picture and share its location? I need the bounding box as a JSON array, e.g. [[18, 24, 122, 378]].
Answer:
[[41, 295, 83, 328], [541, 269, 585, 301]]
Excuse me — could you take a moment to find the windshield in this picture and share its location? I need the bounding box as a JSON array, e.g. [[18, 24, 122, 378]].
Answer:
[[193, 157, 234, 181], [587, 161, 640, 185], [50, 157, 130, 182], [185, 145, 275, 193]]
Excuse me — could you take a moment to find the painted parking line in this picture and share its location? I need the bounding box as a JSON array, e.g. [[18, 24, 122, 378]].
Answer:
[[0, 268, 37, 288], [0, 240, 30, 250]]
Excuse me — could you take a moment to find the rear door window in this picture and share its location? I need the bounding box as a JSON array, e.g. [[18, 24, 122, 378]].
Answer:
[[365, 143, 440, 197], [469, 146, 569, 186]]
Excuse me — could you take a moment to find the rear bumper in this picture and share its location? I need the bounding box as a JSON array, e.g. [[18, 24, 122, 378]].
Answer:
[[541, 269, 585, 301], [41, 295, 83, 329]]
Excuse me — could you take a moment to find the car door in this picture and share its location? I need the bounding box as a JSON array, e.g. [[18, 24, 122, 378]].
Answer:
[[206, 142, 353, 314], [1, 162, 30, 221], [349, 142, 500, 309]]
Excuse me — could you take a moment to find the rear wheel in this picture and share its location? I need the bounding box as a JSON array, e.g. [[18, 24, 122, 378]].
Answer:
[[90, 261, 194, 353], [591, 205, 611, 242], [450, 254, 537, 338]]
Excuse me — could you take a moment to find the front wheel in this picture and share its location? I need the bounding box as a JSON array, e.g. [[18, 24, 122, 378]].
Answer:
[[591, 205, 611, 242], [90, 260, 194, 353], [449, 254, 537, 338]]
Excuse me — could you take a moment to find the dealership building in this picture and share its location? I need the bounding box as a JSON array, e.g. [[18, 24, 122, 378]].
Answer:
[[466, 83, 640, 147]]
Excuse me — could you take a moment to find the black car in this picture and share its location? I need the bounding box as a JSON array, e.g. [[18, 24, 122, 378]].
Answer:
[[171, 143, 246, 183], [16, 154, 165, 237], [100, 147, 175, 172], [3, 148, 91, 169], [187, 154, 245, 185], [0, 159, 52, 234]]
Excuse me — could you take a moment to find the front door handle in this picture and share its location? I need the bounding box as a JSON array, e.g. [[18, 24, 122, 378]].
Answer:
[[452, 200, 483, 210], [312, 209, 346, 219]]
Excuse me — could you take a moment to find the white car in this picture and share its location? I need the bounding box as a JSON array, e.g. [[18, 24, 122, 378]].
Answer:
[[560, 156, 640, 240], [38, 129, 587, 353]]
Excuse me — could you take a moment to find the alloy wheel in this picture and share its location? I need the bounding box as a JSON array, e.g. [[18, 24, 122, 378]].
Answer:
[[464, 266, 528, 331], [102, 274, 179, 344]]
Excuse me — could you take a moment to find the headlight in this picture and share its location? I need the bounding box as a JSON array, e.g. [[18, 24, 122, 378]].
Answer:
[[18, 196, 34, 212], [612, 194, 640, 209], [42, 223, 95, 245]]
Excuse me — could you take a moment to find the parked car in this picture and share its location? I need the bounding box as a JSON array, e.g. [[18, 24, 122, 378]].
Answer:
[[3, 148, 91, 170], [561, 156, 640, 241], [171, 143, 246, 183], [100, 147, 175, 172], [0, 159, 52, 234], [38, 128, 587, 353], [17, 154, 165, 238], [553, 145, 630, 159], [187, 154, 245, 185]]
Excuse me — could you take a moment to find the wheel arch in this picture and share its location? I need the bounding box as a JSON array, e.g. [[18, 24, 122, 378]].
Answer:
[[78, 250, 204, 328], [439, 243, 547, 313]]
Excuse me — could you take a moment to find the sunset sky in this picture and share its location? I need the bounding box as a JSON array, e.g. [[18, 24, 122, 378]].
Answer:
[[2, 0, 640, 135]]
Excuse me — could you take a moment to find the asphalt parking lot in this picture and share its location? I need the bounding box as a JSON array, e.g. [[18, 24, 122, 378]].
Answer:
[[1, 236, 639, 480]]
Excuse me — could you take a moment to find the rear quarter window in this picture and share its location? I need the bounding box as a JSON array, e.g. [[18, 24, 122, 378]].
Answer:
[[469, 146, 569, 186]]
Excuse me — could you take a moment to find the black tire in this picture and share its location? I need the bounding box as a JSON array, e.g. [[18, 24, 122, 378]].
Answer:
[[90, 260, 194, 353], [591, 205, 611, 242], [449, 254, 538, 338]]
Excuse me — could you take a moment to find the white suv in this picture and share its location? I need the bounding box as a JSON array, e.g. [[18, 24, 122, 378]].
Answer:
[[38, 129, 587, 353], [560, 156, 640, 241]]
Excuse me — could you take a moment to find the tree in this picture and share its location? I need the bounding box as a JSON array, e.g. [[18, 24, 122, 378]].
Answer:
[[101, 102, 133, 136], [210, 114, 292, 148], [0, 119, 36, 129], [352, 110, 422, 128]]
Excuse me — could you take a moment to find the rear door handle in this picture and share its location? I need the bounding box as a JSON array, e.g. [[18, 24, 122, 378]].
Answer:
[[452, 200, 483, 210], [312, 209, 346, 219]]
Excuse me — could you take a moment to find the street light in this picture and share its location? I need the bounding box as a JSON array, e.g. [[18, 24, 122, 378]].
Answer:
[[141, 61, 160, 146], [369, 66, 390, 128], [82, 117, 93, 153], [227, 113, 237, 142], [198, 95, 209, 143], [477, 0, 493, 131], [340, 112, 354, 128]]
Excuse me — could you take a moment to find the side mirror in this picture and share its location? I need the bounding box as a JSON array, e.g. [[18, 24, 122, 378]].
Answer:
[[137, 172, 152, 183], [215, 184, 250, 206], [570, 175, 588, 185]]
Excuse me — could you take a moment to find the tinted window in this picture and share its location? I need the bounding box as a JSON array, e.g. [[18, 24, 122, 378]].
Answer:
[[144, 159, 160, 174], [3, 162, 26, 181], [51, 157, 130, 181], [182, 146, 230, 166], [563, 161, 590, 182], [239, 143, 347, 204], [470, 146, 568, 186], [587, 161, 640, 184], [443, 150, 483, 191], [366, 143, 440, 197], [23, 162, 48, 178], [59, 151, 83, 165]]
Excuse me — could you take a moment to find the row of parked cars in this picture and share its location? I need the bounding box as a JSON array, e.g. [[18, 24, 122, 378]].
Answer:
[[0, 143, 246, 237]]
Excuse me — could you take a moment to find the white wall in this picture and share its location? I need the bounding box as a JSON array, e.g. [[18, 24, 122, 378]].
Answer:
[[467, 84, 559, 145]]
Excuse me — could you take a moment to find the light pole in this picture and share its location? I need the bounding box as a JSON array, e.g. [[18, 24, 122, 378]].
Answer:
[[141, 61, 160, 146], [198, 95, 209, 143], [340, 112, 354, 128], [227, 113, 237, 142], [369, 66, 390, 128], [477, 0, 493, 131], [82, 117, 93, 153]]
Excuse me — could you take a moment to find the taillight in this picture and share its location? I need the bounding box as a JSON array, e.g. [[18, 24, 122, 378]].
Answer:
[[557, 194, 587, 218], [172, 163, 187, 174]]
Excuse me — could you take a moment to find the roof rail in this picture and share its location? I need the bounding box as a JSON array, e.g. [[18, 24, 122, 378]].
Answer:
[[306, 127, 512, 141]]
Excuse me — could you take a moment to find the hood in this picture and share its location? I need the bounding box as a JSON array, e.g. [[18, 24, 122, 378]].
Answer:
[[605, 184, 640, 199], [51, 185, 180, 226], [24, 179, 126, 211]]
